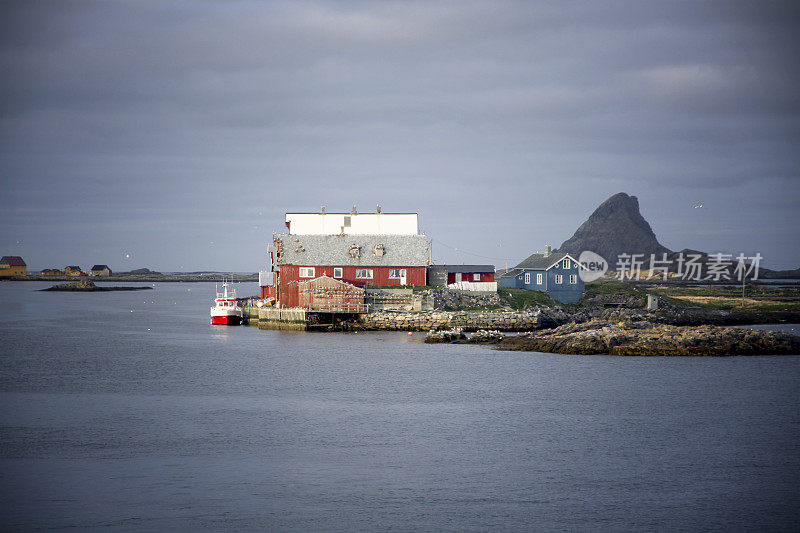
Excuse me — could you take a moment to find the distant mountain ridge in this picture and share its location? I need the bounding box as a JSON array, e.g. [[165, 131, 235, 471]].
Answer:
[[557, 193, 670, 263]]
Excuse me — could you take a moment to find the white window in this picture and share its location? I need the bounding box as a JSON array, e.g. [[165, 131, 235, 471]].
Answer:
[[537, 273, 543, 284], [389, 269, 406, 279], [563, 258, 570, 269], [524, 273, 531, 284], [333, 267, 343, 278], [473, 273, 481, 281], [570, 274, 577, 284], [356, 269, 373, 279], [555, 274, 563, 284], [299, 267, 315, 278]]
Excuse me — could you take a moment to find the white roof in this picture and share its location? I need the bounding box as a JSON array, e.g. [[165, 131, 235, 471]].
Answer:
[[285, 212, 418, 235]]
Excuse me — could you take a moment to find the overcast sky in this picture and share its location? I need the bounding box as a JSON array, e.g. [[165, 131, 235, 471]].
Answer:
[[1, 0, 798, 272]]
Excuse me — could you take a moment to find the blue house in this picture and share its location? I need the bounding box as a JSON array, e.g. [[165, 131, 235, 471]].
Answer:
[[498, 250, 584, 304]]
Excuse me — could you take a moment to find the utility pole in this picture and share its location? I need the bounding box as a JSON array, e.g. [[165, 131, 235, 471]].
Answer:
[[742, 273, 746, 307]]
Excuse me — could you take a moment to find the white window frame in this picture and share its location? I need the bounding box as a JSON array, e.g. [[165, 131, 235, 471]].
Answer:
[[570, 274, 577, 284], [356, 269, 373, 279], [563, 258, 570, 269], [536, 273, 543, 285], [388, 269, 406, 279], [555, 274, 563, 284], [333, 267, 343, 278], [524, 273, 531, 284], [299, 267, 315, 278], [473, 273, 481, 281]]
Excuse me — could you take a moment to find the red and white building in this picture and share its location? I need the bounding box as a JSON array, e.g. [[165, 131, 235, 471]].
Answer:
[[260, 208, 429, 308], [427, 265, 497, 291]]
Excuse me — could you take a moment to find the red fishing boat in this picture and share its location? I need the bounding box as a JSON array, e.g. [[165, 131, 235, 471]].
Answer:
[[210, 280, 242, 325]]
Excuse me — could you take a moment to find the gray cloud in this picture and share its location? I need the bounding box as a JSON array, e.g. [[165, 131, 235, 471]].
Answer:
[[1, 0, 798, 271]]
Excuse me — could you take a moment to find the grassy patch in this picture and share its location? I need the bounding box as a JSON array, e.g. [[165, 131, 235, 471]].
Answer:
[[581, 279, 642, 298], [667, 295, 800, 311], [497, 287, 560, 309], [571, 279, 646, 308], [651, 286, 739, 298], [638, 283, 800, 310]]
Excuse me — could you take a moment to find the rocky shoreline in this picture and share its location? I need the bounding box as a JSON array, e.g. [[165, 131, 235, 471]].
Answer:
[[350, 305, 800, 333], [426, 320, 800, 356]]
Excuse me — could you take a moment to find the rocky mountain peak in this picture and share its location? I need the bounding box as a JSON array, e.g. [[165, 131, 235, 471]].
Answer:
[[557, 192, 670, 263]]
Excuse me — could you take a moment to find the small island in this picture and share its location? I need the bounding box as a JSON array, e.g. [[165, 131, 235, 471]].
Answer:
[[426, 319, 800, 356], [41, 280, 152, 292]]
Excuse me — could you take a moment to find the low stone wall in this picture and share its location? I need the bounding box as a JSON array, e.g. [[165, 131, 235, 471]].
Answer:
[[360, 311, 451, 331], [359, 308, 571, 332], [431, 289, 501, 310], [242, 306, 259, 325], [257, 307, 307, 330], [366, 288, 433, 312]]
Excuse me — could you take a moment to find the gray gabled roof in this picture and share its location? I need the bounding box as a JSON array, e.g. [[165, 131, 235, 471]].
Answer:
[[516, 252, 569, 270], [275, 233, 428, 267], [503, 252, 585, 277]]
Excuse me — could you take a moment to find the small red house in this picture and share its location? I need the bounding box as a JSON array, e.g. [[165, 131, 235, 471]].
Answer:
[[427, 265, 497, 291]]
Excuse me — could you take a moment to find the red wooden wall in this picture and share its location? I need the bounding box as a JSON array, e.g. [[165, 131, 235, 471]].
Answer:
[[269, 264, 427, 308]]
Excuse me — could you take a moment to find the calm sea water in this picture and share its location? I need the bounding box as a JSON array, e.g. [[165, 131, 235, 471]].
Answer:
[[1, 281, 799, 531]]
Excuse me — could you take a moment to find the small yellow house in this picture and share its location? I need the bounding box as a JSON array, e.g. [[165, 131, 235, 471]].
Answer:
[[65, 266, 84, 276], [0, 256, 27, 277], [40, 268, 63, 276], [90, 264, 112, 277]]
